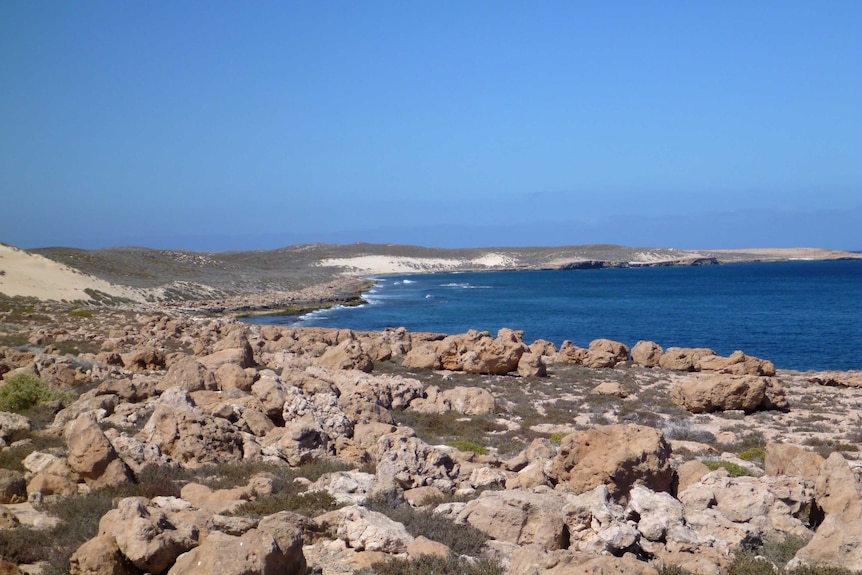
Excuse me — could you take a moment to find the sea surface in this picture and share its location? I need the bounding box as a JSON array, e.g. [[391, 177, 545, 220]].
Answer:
[[247, 260, 862, 372]]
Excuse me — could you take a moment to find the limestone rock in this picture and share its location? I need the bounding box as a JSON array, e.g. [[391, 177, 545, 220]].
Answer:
[[584, 339, 629, 368], [168, 529, 303, 575], [410, 385, 495, 415], [0, 469, 26, 504], [659, 347, 715, 371], [98, 497, 198, 574], [310, 471, 377, 505], [401, 345, 441, 370], [764, 443, 824, 484], [631, 341, 663, 368], [548, 424, 674, 502], [0, 411, 30, 445], [214, 363, 256, 392], [557, 341, 588, 365], [315, 504, 413, 553], [158, 357, 216, 393], [455, 489, 568, 550], [0, 505, 20, 529], [65, 413, 132, 488], [671, 374, 788, 413], [788, 514, 862, 571], [122, 347, 166, 373], [517, 352, 547, 377], [376, 434, 458, 492], [814, 452, 862, 521], [70, 535, 143, 575], [317, 339, 373, 373], [260, 420, 327, 466]]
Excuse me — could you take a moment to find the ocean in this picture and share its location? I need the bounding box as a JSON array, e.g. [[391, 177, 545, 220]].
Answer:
[[247, 260, 862, 372]]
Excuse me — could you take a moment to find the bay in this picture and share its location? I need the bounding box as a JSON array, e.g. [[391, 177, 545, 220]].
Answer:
[[247, 260, 862, 372]]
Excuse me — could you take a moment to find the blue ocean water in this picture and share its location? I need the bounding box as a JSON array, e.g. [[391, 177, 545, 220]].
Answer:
[[248, 260, 862, 372]]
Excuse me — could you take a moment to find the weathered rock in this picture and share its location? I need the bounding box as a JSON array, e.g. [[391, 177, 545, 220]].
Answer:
[[401, 345, 442, 370], [260, 420, 327, 466], [65, 413, 132, 488], [557, 341, 588, 365], [180, 474, 272, 514], [517, 352, 547, 377], [590, 381, 628, 398], [407, 535, 450, 559], [122, 347, 166, 373], [310, 471, 377, 505], [807, 371, 862, 388], [764, 443, 825, 484], [627, 485, 685, 542], [697, 350, 776, 376], [508, 543, 659, 575], [787, 514, 862, 571], [376, 434, 458, 492], [52, 390, 118, 428], [631, 341, 663, 368], [98, 497, 198, 574], [255, 511, 307, 574], [548, 424, 674, 503], [214, 363, 256, 392], [137, 402, 244, 468], [317, 339, 373, 373], [670, 374, 788, 413], [0, 557, 21, 575], [584, 339, 629, 368], [676, 460, 710, 495], [460, 328, 528, 375], [659, 347, 715, 372], [0, 411, 30, 445], [814, 452, 862, 521], [455, 489, 568, 550], [0, 505, 20, 529], [251, 370, 289, 422], [70, 535, 143, 575], [304, 366, 423, 412], [168, 529, 303, 575], [158, 357, 216, 393], [0, 469, 26, 504], [410, 385, 495, 416], [315, 504, 413, 553]]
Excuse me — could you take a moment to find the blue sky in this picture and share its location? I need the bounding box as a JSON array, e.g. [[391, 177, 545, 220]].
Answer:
[[1, 1, 860, 251]]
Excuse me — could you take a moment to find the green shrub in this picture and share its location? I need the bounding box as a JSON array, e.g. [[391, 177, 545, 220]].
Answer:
[[365, 553, 504, 575], [703, 460, 753, 477], [658, 566, 695, 575], [549, 432, 566, 445], [738, 447, 766, 462], [68, 309, 93, 318], [365, 492, 490, 557], [446, 440, 488, 455], [0, 373, 72, 413]]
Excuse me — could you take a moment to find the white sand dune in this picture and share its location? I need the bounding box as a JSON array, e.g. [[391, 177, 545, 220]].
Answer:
[[319, 252, 520, 275], [0, 244, 143, 303]]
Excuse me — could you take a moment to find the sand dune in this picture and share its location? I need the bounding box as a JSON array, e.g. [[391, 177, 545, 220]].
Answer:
[[0, 244, 143, 302]]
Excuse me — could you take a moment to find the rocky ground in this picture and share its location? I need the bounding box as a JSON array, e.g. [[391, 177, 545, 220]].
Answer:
[[0, 294, 860, 575]]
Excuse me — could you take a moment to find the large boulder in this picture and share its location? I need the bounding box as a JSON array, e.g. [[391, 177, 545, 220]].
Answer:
[[631, 341, 663, 368], [98, 497, 198, 574], [70, 535, 143, 575], [167, 529, 304, 575], [556, 341, 588, 365], [401, 346, 441, 370], [517, 352, 547, 377], [787, 514, 862, 571], [659, 347, 715, 372], [548, 424, 674, 503], [65, 413, 132, 489], [455, 490, 568, 550], [764, 443, 824, 484], [814, 452, 862, 521], [410, 386, 495, 416], [697, 350, 776, 376], [583, 339, 629, 368], [317, 339, 373, 373], [314, 505, 413, 553], [158, 357, 216, 394], [376, 433, 459, 492], [0, 411, 30, 446], [136, 398, 244, 468], [670, 374, 788, 413], [460, 328, 529, 375]]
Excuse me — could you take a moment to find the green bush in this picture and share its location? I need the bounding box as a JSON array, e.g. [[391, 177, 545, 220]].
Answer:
[[446, 440, 488, 455], [68, 309, 93, 318], [365, 492, 490, 557], [0, 373, 72, 413], [703, 460, 753, 477], [738, 447, 766, 462]]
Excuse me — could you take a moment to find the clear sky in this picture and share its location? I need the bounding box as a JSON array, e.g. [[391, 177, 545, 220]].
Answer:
[[2, 1, 860, 251]]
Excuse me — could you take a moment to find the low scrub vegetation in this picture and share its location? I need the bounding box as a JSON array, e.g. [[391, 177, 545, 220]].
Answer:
[[0, 373, 74, 413], [363, 554, 505, 575]]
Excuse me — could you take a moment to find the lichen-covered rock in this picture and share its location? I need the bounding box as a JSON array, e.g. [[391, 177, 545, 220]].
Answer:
[[548, 424, 673, 503]]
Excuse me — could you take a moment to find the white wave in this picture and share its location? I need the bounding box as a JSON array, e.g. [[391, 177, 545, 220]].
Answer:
[[402, 279, 415, 284], [440, 282, 492, 289]]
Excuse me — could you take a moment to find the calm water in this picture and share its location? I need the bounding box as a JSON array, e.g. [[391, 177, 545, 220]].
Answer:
[[248, 260, 862, 372]]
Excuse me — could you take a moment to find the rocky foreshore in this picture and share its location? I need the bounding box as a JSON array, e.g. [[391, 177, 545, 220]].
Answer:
[[0, 296, 860, 574]]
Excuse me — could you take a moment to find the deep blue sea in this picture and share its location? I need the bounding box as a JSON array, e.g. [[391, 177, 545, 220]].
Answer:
[[248, 260, 862, 372]]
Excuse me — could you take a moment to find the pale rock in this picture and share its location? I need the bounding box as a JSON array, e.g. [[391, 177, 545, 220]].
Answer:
[[584, 339, 629, 368], [251, 370, 289, 422], [401, 345, 442, 370], [167, 529, 303, 575], [65, 413, 132, 488], [517, 352, 547, 377], [98, 497, 198, 574], [0, 411, 30, 445], [815, 451, 862, 521], [660, 347, 715, 372], [0, 469, 26, 504], [557, 341, 588, 365], [69, 535, 142, 575], [764, 442, 824, 484], [310, 471, 377, 505], [455, 489, 568, 550], [787, 514, 862, 571], [376, 433, 458, 492], [317, 339, 373, 373], [590, 381, 628, 398], [407, 535, 450, 559], [0, 505, 20, 529], [157, 356, 216, 394], [214, 362, 256, 392], [315, 504, 413, 553], [260, 420, 327, 466], [627, 485, 684, 542]]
